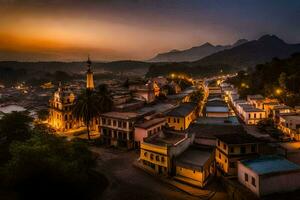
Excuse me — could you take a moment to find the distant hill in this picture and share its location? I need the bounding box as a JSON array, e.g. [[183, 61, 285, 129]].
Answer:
[[149, 39, 248, 62], [0, 60, 151, 74], [192, 35, 300, 69], [146, 35, 300, 78]]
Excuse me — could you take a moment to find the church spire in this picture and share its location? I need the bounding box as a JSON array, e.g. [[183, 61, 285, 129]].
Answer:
[[86, 55, 94, 90]]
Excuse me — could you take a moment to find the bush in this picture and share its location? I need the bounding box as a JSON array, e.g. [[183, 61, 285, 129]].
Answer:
[[0, 133, 106, 199]]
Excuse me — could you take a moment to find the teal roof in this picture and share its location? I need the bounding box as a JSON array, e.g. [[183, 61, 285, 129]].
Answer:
[[241, 156, 300, 175]]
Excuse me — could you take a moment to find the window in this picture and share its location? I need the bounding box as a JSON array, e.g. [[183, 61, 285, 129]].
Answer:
[[193, 170, 195, 173], [223, 144, 227, 150], [245, 173, 248, 182], [64, 115, 68, 120], [113, 120, 116, 126], [254, 113, 256, 118], [248, 113, 251, 118], [230, 147, 234, 153], [144, 152, 148, 157], [225, 159, 227, 163], [156, 155, 159, 161], [240, 146, 246, 154], [168, 118, 170, 123], [173, 118, 176, 123], [219, 152, 221, 159], [102, 118, 106, 125], [118, 121, 122, 128], [251, 177, 256, 187], [177, 118, 179, 123], [150, 154, 154, 160], [161, 157, 165, 162], [123, 122, 127, 128], [251, 145, 256, 153], [108, 119, 111, 125]]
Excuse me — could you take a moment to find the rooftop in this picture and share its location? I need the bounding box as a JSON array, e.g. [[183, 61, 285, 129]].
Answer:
[[189, 124, 246, 139], [247, 94, 264, 100], [206, 100, 228, 107], [215, 133, 261, 145], [241, 155, 300, 175], [195, 116, 240, 125], [101, 111, 140, 120], [135, 117, 165, 129], [167, 102, 196, 117], [144, 129, 186, 146], [176, 145, 213, 170], [280, 114, 300, 121]]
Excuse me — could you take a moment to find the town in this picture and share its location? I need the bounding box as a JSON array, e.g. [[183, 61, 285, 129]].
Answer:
[[1, 1, 300, 199], [1, 57, 300, 199]]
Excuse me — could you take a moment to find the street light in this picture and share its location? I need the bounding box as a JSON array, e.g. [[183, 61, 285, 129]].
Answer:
[[275, 88, 282, 95]]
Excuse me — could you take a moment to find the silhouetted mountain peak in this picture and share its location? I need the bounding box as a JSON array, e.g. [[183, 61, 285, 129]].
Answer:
[[202, 42, 214, 47], [233, 39, 248, 47], [258, 34, 285, 44]]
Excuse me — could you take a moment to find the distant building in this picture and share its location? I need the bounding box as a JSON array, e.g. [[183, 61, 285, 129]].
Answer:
[[215, 133, 261, 176], [205, 100, 229, 118], [278, 114, 300, 140], [99, 111, 140, 149], [48, 57, 95, 133], [238, 156, 300, 197], [166, 103, 197, 130], [48, 84, 79, 131], [272, 104, 292, 124]]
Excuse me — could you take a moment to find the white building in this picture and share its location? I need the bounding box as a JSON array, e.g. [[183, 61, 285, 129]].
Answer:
[[238, 156, 300, 197]]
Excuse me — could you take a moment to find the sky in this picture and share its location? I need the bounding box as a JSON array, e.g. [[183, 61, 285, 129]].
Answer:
[[0, 0, 299, 61]]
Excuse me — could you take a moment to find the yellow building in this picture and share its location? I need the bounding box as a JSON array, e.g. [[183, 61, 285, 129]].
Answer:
[[215, 134, 260, 176], [48, 84, 80, 131], [139, 129, 193, 175], [166, 103, 197, 131], [48, 57, 95, 133], [175, 145, 214, 187]]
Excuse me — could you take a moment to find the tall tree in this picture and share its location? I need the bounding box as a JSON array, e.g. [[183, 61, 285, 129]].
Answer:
[[72, 90, 101, 140], [97, 84, 113, 113]]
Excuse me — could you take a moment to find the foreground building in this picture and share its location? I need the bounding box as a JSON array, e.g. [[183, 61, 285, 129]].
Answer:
[[139, 129, 194, 175], [215, 134, 261, 176], [238, 156, 300, 197], [100, 111, 140, 149], [175, 145, 214, 187]]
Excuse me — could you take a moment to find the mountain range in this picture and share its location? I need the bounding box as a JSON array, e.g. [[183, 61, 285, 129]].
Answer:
[[192, 35, 300, 69], [149, 39, 248, 62], [146, 34, 300, 77]]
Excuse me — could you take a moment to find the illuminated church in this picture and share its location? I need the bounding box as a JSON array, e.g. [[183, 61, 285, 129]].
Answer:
[[48, 57, 95, 132]]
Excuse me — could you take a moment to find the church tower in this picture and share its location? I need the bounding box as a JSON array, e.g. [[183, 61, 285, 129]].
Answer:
[[86, 56, 95, 90]]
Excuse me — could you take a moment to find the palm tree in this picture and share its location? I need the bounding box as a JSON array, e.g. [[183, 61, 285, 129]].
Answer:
[[72, 90, 101, 140], [97, 84, 113, 113]]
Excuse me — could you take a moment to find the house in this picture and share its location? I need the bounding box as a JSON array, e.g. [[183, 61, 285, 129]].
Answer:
[[174, 145, 214, 188], [278, 115, 300, 140], [99, 111, 141, 149], [238, 155, 300, 197], [139, 129, 194, 175], [247, 94, 264, 108], [189, 122, 245, 146], [166, 103, 197, 130], [239, 106, 266, 125], [215, 133, 261, 176], [134, 117, 166, 148], [272, 104, 292, 124], [133, 87, 155, 103], [205, 100, 229, 118]]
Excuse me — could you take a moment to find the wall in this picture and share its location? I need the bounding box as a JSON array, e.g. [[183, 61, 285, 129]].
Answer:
[[238, 162, 260, 196], [260, 171, 300, 196]]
